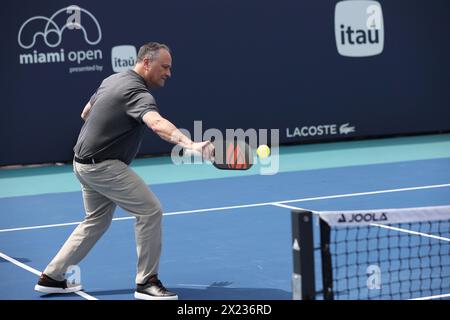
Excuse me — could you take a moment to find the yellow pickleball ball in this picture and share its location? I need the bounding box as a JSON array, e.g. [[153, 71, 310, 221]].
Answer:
[[257, 144, 271, 159]]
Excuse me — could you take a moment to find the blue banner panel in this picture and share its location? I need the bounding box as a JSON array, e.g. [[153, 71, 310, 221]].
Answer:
[[1, 0, 450, 165]]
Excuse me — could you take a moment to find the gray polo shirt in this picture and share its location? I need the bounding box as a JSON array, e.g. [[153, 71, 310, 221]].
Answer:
[[74, 69, 159, 165]]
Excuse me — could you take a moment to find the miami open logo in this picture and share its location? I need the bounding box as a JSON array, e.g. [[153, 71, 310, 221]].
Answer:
[[18, 5, 102, 49], [17, 5, 104, 70]]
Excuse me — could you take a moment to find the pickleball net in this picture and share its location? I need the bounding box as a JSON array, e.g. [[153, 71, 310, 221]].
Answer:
[[291, 205, 450, 300]]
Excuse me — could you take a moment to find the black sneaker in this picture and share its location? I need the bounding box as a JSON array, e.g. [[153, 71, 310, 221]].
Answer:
[[134, 275, 178, 300], [34, 273, 82, 294]]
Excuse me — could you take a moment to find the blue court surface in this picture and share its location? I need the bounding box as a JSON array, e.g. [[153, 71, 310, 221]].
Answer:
[[1, 134, 450, 300]]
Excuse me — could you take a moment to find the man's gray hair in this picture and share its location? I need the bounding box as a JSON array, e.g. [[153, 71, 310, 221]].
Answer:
[[136, 42, 171, 63]]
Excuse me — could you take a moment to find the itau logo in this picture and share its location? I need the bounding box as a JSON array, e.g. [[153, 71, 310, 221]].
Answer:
[[335, 0, 384, 57], [111, 45, 136, 73]]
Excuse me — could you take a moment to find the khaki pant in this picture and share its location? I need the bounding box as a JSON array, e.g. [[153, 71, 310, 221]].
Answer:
[[44, 159, 162, 284]]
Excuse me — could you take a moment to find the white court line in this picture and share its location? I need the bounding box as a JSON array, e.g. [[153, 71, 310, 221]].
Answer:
[[279, 203, 450, 242], [0, 183, 449, 233], [0, 251, 98, 300], [0, 216, 134, 233], [371, 223, 450, 242], [277, 183, 450, 205], [410, 293, 450, 300], [271, 203, 310, 211], [0, 221, 83, 233]]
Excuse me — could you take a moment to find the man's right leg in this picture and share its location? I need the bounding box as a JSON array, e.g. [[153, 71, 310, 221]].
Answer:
[[36, 164, 116, 294]]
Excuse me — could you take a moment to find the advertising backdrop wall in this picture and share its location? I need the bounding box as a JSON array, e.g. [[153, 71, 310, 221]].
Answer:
[[1, 0, 449, 165]]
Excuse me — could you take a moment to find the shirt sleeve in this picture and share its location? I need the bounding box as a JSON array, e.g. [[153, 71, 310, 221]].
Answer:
[[89, 90, 98, 106], [126, 91, 160, 123]]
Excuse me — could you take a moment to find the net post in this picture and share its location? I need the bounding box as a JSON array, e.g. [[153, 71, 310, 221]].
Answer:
[[291, 209, 316, 300], [319, 218, 334, 300]]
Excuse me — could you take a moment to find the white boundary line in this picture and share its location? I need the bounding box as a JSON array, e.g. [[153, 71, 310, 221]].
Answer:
[[281, 203, 450, 242], [0, 251, 97, 300], [280, 203, 450, 242], [0, 252, 40, 276], [0, 221, 83, 233], [277, 183, 450, 205], [1, 183, 449, 233], [371, 223, 450, 242], [410, 293, 450, 300], [271, 203, 310, 211]]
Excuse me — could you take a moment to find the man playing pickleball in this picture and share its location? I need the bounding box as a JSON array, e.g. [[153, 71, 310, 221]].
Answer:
[[35, 42, 214, 300]]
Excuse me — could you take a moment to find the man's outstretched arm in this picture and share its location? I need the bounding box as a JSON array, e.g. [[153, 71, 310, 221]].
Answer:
[[143, 111, 214, 157]]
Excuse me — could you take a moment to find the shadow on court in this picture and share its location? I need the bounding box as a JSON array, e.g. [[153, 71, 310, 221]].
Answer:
[[86, 286, 291, 300], [40, 283, 292, 300], [0, 257, 31, 263]]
